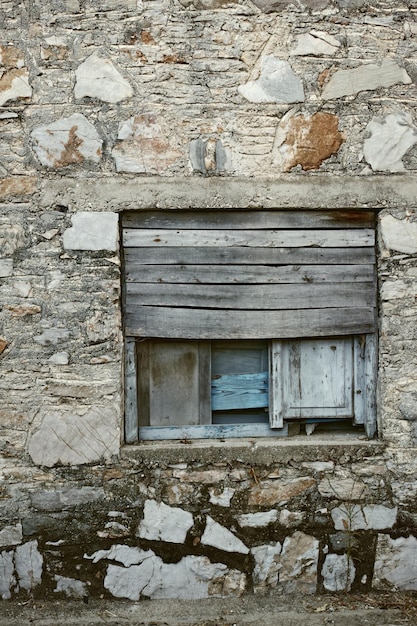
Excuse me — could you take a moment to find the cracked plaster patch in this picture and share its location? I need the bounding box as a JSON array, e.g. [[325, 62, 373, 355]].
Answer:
[[112, 114, 182, 174], [31, 114, 102, 169], [74, 53, 133, 103], [239, 56, 304, 104], [363, 112, 417, 172], [28, 407, 120, 467]]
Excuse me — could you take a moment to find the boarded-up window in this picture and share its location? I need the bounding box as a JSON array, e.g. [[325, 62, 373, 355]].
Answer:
[[122, 210, 377, 441]]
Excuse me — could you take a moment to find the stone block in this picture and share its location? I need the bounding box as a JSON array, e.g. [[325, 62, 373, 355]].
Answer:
[[322, 553, 355, 592], [237, 510, 278, 528], [363, 113, 417, 172], [380, 214, 417, 254], [0, 68, 32, 106], [63, 212, 118, 251], [322, 58, 411, 100], [31, 114, 102, 169], [252, 542, 281, 593], [28, 407, 120, 467], [14, 541, 43, 591], [239, 56, 304, 104], [374, 535, 417, 590], [331, 505, 397, 531], [0, 224, 25, 257], [201, 516, 249, 554], [0, 524, 22, 547], [248, 477, 316, 506], [291, 31, 340, 56], [318, 477, 367, 500], [54, 575, 88, 598], [137, 500, 193, 544], [208, 487, 235, 507], [0, 177, 37, 201], [74, 53, 133, 103], [279, 531, 319, 593], [0, 551, 14, 600]]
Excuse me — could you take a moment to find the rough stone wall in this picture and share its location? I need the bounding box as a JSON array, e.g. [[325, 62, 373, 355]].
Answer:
[[0, 0, 417, 601]]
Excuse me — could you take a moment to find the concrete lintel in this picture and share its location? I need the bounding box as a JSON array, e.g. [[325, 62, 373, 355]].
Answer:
[[122, 437, 385, 466], [39, 175, 417, 211]]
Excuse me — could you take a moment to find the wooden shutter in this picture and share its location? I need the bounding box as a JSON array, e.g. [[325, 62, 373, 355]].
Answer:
[[122, 210, 376, 340]]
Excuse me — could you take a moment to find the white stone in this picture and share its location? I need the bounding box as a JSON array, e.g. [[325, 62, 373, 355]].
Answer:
[[331, 505, 397, 531], [323, 58, 411, 100], [33, 328, 70, 346], [237, 510, 278, 527], [74, 53, 133, 103], [279, 531, 319, 593], [31, 114, 102, 168], [0, 259, 13, 277], [374, 535, 417, 590], [28, 407, 120, 467], [209, 487, 235, 507], [322, 554, 355, 592], [279, 509, 305, 527], [137, 500, 194, 544], [0, 68, 32, 106], [54, 575, 88, 598], [318, 477, 367, 500], [363, 113, 417, 172], [0, 225, 25, 257], [0, 524, 22, 547], [381, 280, 412, 301], [201, 516, 249, 554], [238, 56, 304, 104], [291, 31, 340, 56], [48, 352, 70, 365], [112, 114, 182, 174], [104, 554, 244, 600], [381, 214, 417, 254], [252, 542, 281, 592], [63, 212, 118, 251], [0, 551, 14, 600], [14, 541, 43, 590], [86, 544, 154, 567]]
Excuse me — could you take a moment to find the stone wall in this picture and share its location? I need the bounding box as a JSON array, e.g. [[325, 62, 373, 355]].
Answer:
[[0, 0, 417, 600]]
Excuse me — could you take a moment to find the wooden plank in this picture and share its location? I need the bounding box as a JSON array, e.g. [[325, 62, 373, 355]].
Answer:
[[354, 333, 377, 437], [123, 228, 375, 248], [125, 306, 376, 339], [126, 282, 376, 310], [269, 341, 284, 429], [124, 338, 139, 442], [122, 209, 376, 230], [124, 246, 375, 266], [211, 372, 269, 410], [125, 263, 375, 285], [139, 422, 289, 440], [199, 342, 212, 425]]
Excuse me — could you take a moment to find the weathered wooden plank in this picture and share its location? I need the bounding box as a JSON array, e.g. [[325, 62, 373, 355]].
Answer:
[[125, 263, 375, 285], [125, 282, 376, 310], [139, 422, 289, 440], [124, 338, 139, 442], [122, 209, 375, 230], [354, 333, 377, 437], [124, 246, 375, 265], [211, 372, 269, 411], [123, 228, 375, 248], [125, 306, 376, 339], [269, 341, 284, 428]]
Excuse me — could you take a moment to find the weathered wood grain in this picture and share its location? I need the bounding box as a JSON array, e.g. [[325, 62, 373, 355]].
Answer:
[[125, 306, 375, 339], [124, 246, 375, 266], [126, 282, 376, 310], [211, 372, 269, 411], [123, 228, 374, 248], [138, 423, 289, 440], [122, 210, 375, 230], [125, 263, 375, 284]]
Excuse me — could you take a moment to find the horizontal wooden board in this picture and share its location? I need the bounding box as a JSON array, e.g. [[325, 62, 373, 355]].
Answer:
[[126, 282, 376, 310], [125, 306, 376, 339], [211, 372, 269, 411], [122, 210, 376, 230], [123, 228, 375, 248], [138, 423, 289, 440], [125, 263, 375, 284], [124, 246, 375, 266]]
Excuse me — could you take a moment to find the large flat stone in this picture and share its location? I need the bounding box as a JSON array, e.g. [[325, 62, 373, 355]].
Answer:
[[31, 114, 102, 168], [291, 31, 340, 57], [201, 516, 249, 554], [14, 541, 43, 591], [322, 553, 355, 592], [374, 535, 417, 590], [28, 407, 120, 467], [279, 531, 319, 593], [239, 56, 304, 104], [363, 113, 417, 172], [63, 212, 118, 251], [137, 500, 193, 544], [331, 505, 397, 531], [380, 214, 417, 254], [75, 53, 133, 103], [322, 58, 411, 99]]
